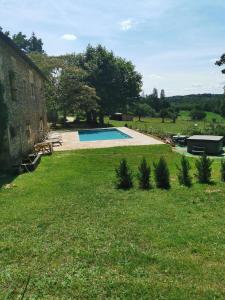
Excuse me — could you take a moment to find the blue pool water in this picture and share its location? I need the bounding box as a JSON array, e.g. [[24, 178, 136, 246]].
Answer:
[[79, 128, 132, 142]]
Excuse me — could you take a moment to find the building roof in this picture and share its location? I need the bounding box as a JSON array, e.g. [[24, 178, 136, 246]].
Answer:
[[0, 31, 46, 80], [187, 135, 224, 142]]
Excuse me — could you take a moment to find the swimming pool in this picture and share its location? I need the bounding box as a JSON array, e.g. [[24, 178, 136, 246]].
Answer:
[[78, 128, 132, 142]]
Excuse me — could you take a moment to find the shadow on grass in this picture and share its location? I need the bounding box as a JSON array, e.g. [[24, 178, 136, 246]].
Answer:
[[0, 172, 17, 189]]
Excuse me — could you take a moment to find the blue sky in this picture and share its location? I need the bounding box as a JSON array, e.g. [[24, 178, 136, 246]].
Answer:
[[0, 0, 225, 96]]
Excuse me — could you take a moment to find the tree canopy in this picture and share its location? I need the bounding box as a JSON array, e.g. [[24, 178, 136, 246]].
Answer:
[[216, 54, 225, 74], [74, 45, 142, 124], [0, 28, 44, 53]]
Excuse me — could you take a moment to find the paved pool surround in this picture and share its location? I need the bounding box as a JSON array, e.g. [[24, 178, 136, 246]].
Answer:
[[53, 127, 164, 151]]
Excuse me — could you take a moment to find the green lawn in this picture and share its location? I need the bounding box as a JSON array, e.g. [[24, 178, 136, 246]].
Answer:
[[1, 145, 225, 299], [106, 111, 225, 136]]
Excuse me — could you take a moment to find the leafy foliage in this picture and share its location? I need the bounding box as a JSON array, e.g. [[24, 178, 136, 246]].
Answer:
[[29, 46, 143, 125], [137, 158, 152, 190], [115, 159, 133, 189], [220, 99, 225, 118], [29, 53, 100, 123], [216, 53, 225, 74], [220, 160, 225, 182], [160, 108, 169, 123], [134, 103, 154, 121], [154, 157, 170, 189], [57, 67, 99, 121], [0, 28, 44, 53], [177, 156, 192, 187], [167, 94, 224, 116], [190, 109, 206, 120], [75, 45, 143, 123], [195, 154, 213, 184]]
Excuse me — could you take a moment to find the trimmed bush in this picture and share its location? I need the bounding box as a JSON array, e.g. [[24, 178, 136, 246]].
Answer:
[[115, 159, 133, 189], [138, 158, 152, 190], [154, 157, 170, 189], [177, 156, 192, 187], [220, 160, 225, 182], [190, 110, 206, 120], [195, 154, 213, 184]]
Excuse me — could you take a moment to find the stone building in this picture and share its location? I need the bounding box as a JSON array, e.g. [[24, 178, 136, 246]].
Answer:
[[0, 31, 47, 170]]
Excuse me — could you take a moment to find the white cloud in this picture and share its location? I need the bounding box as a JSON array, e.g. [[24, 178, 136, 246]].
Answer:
[[148, 74, 163, 80], [191, 83, 203, 88], [61, 34, 77, 41], [119, 19, 135, 31]]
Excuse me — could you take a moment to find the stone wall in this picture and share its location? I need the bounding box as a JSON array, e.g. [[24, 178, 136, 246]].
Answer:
[[0, 37, 47, 170]]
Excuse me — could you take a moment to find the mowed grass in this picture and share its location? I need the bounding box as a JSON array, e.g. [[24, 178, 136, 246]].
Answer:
[[0, 145, 225, 299], [106, 111, 225, 135]]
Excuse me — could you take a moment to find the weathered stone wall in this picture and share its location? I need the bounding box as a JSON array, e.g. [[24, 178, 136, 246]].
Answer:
[[0, 38, 47, 169]]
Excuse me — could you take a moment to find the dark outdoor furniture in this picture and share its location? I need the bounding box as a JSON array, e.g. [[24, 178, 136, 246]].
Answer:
[[172, 135, 188, 146], [21, 154, 41, 172], [110, 113, 133, 121], [191, 146, 205, 155], [187, 135, 224, 155]]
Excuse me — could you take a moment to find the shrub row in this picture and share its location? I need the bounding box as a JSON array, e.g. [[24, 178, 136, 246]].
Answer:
[[115, 155, 225, 190]]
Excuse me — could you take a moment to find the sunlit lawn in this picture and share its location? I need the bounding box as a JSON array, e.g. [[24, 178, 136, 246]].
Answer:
[[0, 145, 225, 299]]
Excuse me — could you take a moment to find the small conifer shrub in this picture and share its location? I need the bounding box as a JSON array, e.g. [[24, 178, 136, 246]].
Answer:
[[220, 160, 225, 182], [177, 155, 192, 187], [138, 157, 152, 190], [154, 157, 170, 189], [115, 159, 133, 189], [195, 154, 213, 184]]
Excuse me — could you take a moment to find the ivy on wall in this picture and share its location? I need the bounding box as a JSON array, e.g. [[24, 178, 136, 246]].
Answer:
[[0, 81, 8, 150]]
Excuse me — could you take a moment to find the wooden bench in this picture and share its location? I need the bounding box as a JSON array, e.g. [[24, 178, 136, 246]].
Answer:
[[34, 141, 53, 155]]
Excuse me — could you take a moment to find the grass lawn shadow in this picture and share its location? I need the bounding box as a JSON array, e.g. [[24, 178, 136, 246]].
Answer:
[[0, 172, 17, 189]]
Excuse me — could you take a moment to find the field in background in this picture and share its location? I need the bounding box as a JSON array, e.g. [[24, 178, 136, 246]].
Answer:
[[106, 111, 225, 136], [0, 145, 225, 299]]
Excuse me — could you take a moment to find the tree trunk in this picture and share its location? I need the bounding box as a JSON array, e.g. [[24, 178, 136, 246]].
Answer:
[[86, 111, 92, 124], [63, 110, 67, 122], [99, 112, 104, 126], [162, 117, 165, 123], [92, 111, 98, 125]]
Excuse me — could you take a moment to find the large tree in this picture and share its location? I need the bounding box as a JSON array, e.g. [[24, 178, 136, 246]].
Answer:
[[29, 53, 99, 124], [30, 45, 143, 126], [27, 32, 44, 53], [75, 45, 142, 125], [150, 88, 160, 112], [57, 68, 99, 122], [12, 32, 29, 52], [134, 103, 153, 121]]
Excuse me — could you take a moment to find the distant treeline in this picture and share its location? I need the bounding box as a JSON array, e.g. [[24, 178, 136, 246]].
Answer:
[[167, 94, 224, 114]]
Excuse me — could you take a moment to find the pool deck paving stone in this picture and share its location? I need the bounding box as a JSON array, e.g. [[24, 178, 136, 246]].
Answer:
[[52, 127, 164, 151]]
